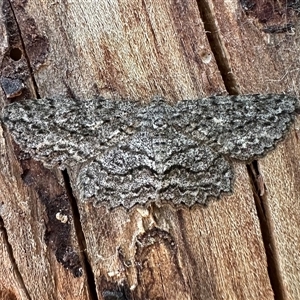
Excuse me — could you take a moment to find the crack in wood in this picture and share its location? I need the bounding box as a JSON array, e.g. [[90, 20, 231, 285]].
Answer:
[[6, 0, 41, 98], [62, 170, 98, 300], [195, 0, 239, 95], [247, 161, 287, 300], [0, 215, 32, 300], [194, 1, 292, 298]]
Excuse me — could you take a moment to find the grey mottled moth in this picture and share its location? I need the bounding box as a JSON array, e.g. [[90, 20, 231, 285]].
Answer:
[[2, 94, 298, 208]]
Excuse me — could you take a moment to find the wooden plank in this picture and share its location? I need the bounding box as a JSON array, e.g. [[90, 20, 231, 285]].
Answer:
[[206, 0, 300, 94], [0, 0, 278, 298], [0, 220, 29, 300], [206, 0, 300, 298], [20, 0, 225, 100], [0, 1, 91, 299], [260, 118, 300, 299], [0, 115, 91, 300]]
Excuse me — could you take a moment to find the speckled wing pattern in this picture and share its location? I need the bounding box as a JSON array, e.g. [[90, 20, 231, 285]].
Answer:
[[2, 94, 297, 208]]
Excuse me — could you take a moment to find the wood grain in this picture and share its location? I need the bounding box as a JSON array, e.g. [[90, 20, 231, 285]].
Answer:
[[0, 1, 91, 299], [6, 0, 220, 101], [208, 0, 300, 298], [0, 219, 29, 300], [260, 118, 300, 299], [0, 118, 91, 300]]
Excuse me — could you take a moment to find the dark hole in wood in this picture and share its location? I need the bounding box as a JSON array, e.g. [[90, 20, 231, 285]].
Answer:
[[9, 48, 22, 61]]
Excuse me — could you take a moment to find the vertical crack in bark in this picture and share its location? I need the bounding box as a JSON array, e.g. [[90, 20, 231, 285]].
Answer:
[[247, 162, 287, 300], [7, 0, 40, 98], [0, 216, 32, 300], [195, 0, 239, 95], [62, 170, 98, 300], [7, 3, 97, 297], [195, 1, 287, 298]]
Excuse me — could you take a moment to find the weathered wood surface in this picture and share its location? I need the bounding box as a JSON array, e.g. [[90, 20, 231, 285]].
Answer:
[[0, 0, 298, 299], [208, 0, 300, 298]]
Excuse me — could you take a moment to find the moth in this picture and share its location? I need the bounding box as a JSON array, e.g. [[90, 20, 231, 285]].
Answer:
[[2, 94, 298, 208]]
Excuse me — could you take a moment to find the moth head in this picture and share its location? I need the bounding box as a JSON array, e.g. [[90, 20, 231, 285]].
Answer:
[[138, 96, 175, 129]]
